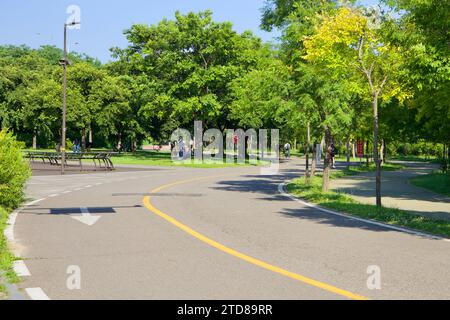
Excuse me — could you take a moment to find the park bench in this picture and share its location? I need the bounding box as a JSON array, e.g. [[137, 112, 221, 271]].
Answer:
[[24, 151, 116, 171]]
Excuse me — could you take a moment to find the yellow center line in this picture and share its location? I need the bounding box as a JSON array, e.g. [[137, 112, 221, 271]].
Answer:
[[142, 174, 369, 301]]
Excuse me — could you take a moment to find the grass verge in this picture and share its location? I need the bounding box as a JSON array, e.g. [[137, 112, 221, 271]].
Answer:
[[110, 151, 268, 168], [388, 155, 440, 163], [411, 173, 450, 197], [334, 162, 405, 178], [287, 171, 450, 239], [0, 207, 20, 297], [27, 150, 268, 168]]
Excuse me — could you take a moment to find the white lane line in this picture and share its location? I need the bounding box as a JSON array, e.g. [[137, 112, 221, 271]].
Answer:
[[84, 185, 92, 188], [26, 198, 46, 206], [4, 211, 18, 241], [13, 260, 31, 277], [5, 198, 45, 241], [48, 194, 59, 198], [25, 288, 50, 300], [62, 191, 72, 194], [278, 183, 450, 242], [74, 188, 83, 191]]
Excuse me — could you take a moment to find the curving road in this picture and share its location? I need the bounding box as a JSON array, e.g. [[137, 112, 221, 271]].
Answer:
[[10, 159, 450, 300]]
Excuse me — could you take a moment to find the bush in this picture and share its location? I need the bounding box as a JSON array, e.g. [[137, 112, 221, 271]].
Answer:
[[439, 157, 449, 174], [0, 130, 31, 209], [394, 141, 443, 158]]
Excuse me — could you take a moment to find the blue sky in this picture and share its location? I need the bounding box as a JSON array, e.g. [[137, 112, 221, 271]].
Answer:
[[0, 0, 380, 63]]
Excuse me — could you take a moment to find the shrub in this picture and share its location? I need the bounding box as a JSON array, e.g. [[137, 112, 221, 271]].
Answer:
[[0, 130, 31, 209], [439, 157, 449, 174]]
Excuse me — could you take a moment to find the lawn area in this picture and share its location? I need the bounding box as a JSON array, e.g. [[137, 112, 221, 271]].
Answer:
[[25, 149, 269, 168], [411, 173, 450, 197], [343, 162, 405, 175], [110, 151, 268, 168], [0, 207, 19, 297], [287, 167, 450, 238], [324, 162, 405, 180], [388, 155, 440, 163]]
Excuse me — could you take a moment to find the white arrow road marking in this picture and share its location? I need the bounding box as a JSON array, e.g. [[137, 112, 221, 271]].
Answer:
[[71, 207, 101, 226]]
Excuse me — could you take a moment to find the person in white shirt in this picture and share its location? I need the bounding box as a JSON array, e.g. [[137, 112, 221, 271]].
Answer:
[[284, 143, 291, 160]]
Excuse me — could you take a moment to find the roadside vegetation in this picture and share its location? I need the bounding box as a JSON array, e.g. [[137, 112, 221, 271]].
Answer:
[[0, 130, 31, 297], [411, 173, 450, 197], [389, 155, 440, 163], [287, 164, 450, 238], [110, 151, 268, 168]]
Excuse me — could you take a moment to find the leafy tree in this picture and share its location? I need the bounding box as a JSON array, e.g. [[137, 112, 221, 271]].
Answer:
[[90, 75, 133, 150], [261, 0, 340, 32], [63, 62, 106, 149], [111, 11, 263, 138], [230, 49, 298, 132], [303, 6, 407, 205], [383, 0, 450, 147]]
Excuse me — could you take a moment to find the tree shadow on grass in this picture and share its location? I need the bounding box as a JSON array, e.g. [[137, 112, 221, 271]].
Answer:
[[212, 170, 448, 239], [278, 202, 449, 240]]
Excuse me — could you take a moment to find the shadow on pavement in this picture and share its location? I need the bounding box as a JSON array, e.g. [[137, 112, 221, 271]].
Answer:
[[20, 205, 143, 216], [211, 163, 446, 240]]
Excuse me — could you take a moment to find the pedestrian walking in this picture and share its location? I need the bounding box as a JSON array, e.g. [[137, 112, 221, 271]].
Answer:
[[284, 142, 291, 160], [327, 143, 336, 169], [178, 137, 186, 160]]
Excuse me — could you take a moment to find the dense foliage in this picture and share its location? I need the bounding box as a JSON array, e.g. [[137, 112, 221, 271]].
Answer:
[[0, 4, 447, 160], [0, 130, 30, 209]]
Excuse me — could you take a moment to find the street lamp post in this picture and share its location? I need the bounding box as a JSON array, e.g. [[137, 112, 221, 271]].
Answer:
[[59, 21, 80, 175]]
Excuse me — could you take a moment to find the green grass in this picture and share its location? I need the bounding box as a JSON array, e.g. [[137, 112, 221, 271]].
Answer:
[[25, 149, 268, 168], [0, 207, 20, 297], [287, 169, 450, 238], [110, 151, 268, 168], [343, 162, 405, 174], [388, 155, 440, 163], [411, 173, 450, 197]]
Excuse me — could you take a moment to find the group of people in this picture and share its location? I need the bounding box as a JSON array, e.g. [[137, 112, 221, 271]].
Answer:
[[171, 137, 193, 160], [172, 136, 337, 168], [284, 142, 336, 169], [55, 139, 91, 154]]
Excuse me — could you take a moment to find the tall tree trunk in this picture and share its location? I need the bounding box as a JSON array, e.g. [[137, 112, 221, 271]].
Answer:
[[322, 127, 333, 192], [305, 122, 311, 183], [311, 147, 317, 177], [373, 94, 382, 207], [81, 127, 86, 152], [88, 125, 93, 145], [352, 142, 356, 159], [346, 134, 351, 170], [32, 129, 37, 150], [117, 134, 122, 152]]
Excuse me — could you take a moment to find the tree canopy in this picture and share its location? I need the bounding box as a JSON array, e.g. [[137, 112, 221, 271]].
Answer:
[[0, 4, 446, 161]]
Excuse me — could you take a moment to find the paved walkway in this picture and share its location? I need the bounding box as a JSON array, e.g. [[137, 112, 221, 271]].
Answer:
[[330, 162, 450, 221], [9, 158, 450, 300]]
